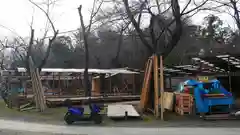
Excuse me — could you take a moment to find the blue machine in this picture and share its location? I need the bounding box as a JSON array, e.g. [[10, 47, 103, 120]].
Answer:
[[64, 99, 103, 124], [183, 79, 234, 114]]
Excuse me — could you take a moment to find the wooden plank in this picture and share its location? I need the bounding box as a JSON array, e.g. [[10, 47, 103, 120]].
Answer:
[[140, 57, 153, 110], [159, 92, 174, 111], [36, 68, 46, 110], [46, 95, 140, 102], [29, 57, 46, 111], [160, 55, 164, 120], [132, 74, 135, 95], [92, 78, 100, 96], [153, 55, 159, 118], [107, 104, 140, 117]]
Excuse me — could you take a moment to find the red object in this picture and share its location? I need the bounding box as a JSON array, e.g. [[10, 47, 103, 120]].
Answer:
[[184, 87, 190, 94]]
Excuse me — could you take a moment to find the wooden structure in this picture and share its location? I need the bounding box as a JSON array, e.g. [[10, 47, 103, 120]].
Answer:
[[138, 53, 240, 118], [159, 56, 164, 120], [175, 93, 193, 115], [1, 68, 140, 108], [139, 55, 164, 119], [29, 57, 46, 112], [45, 95, 140, 107], [192, 54, 240, 98], [91, 72, 139, 97]]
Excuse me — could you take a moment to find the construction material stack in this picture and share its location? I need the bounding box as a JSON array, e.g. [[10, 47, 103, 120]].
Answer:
[[175, 93, 193, 115]]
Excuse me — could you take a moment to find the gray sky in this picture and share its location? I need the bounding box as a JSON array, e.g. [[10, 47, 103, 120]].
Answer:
[[0, 0, 94, 39], [0, 0, 236, 40]]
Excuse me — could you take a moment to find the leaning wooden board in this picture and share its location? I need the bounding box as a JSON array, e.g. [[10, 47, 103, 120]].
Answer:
[[140, 57, 153, 111], [159, 92, 174, 111]]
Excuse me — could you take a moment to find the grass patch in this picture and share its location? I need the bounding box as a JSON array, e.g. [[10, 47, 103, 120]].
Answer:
[[0, 100, 107, 124], [0, 100, 67, 123]]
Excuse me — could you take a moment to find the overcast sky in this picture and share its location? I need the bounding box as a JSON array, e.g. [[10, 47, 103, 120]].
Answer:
[[0, 0, 95, 39], [0, 0, 236, 40]]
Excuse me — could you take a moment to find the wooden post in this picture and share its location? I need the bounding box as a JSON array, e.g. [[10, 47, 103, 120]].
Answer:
[[169, 76, 172, 89], [153, 55, 159, 118], [227, 57, 232, 92], [229, 75, 232, 93], [52, 72, 55, 89], [58, 73, 61, 96], [109, 74, 112, 94], [132, 74, 135, 95], [160, 55, 164, 120]]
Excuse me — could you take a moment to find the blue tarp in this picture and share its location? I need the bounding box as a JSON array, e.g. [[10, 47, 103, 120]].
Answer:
[[182, 79, 234, 113]]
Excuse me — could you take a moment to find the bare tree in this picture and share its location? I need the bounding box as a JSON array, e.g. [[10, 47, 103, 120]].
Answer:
[[27, 0, 59, 72], [78, 0, 104, 96], [121, 0, 210, 58], [111, 23, 130, 68], [0, 0, 60, 111], [0, 0, 59, 71], [201, 0, 240, 31]]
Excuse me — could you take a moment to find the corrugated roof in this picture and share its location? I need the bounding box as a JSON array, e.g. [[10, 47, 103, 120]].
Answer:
[[192, 54, 240, 72], [16, 68, 139, 74]]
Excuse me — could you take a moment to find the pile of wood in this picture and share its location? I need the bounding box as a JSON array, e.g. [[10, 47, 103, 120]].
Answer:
[[29, 57, 46, 112], [175, 93, 193, 115], [139, 55, 164, 120]]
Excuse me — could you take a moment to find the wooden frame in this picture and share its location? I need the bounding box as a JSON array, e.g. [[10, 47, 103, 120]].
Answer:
[[139, 55, 165, 120]]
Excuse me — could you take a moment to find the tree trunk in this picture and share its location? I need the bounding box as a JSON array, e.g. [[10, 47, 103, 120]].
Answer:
[[78, 5, 90, 97]]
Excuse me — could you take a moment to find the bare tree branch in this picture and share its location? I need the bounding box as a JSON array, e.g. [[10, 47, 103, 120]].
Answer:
[[28, 0, 59, 71], [123, 0, 153, 52], [0, 24, 26, 44], [181, 0, 192, 14], [87, 0, 104, 33], [181, 0, 209, 15], [28, 0, 57, 33], [204, 0, 240, 30]]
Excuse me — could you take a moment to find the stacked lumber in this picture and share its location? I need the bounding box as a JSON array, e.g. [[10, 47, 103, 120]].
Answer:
[[29, 57, 46, 112], [175, 93, 193, 115]]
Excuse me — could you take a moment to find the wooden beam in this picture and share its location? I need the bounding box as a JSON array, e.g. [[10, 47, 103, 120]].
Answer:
[[227, 57, 232, 92], [58, 73, 61, 96], [153, 55, 159, 118], [132, 74, 135, 95], [160, 55, 164, 120], [140, 57, 153, 110], [109, 74, 112, 94]]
